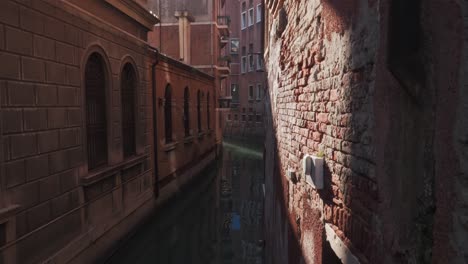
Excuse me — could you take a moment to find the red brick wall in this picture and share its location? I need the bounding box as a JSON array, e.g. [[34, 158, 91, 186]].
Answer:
[[154, 55, 217, 183], [222, 0, 266, 139], [263, 0, 468, 263]]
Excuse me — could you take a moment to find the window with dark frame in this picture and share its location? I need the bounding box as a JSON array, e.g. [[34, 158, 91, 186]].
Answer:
[[184, 87, 190, 137], [207, 92, 210, 130], [249, 85, 254, 100], [248, 54, 254, 71], [388, 0, 424, 100], [85, 53, 108, 170], [121, 63, 137, 158], [0, 222, 5, 248], [241, 56, 247, 73], [256, 114, 262, 122], [164, 85, 173, 143], [197, 90, 202, 132]]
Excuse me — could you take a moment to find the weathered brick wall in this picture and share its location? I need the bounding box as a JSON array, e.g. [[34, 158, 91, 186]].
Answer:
[[155, 54, 217, 186], [264, 0, 379, 262], [264, 0, 468, 263]]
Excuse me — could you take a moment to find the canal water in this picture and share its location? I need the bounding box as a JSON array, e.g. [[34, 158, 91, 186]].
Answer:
[[106, 141, 264, 264]]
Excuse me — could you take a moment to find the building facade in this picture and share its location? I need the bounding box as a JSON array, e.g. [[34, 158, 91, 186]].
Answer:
[[263, 0, 468, 263], [146, 0, 230, 144], [0, 0, 217, 263], [222, 0, 266, 140]]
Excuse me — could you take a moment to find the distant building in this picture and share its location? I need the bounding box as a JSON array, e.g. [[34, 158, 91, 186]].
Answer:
[[146, 0, 230, 144], [222, 0, 266, 140]]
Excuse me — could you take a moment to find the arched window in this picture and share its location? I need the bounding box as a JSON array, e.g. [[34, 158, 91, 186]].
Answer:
[[207, 92, 210, 130], [197, 90, 201, 133], [164, 85, 173, 142], [85, 53, 108, 170], [184, 87, 190, 136], [121, 63, 136, 158]]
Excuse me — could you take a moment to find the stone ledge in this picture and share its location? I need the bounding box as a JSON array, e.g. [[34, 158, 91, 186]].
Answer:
[[0, 204, 20, 222], [105, 0, 160, 30], [81, 154, 147, 186], [162, 141, 178, 152]]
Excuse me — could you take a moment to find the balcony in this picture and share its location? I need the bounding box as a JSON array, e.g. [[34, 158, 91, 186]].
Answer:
[[220, 36, 229, 48], [218, 56, 231, 77], [218, 96, 232, 109], [217, 16, 230, 37]]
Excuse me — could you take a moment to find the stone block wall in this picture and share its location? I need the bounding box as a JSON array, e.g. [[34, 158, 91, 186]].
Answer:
[[263, 0, 468, 263], [0, 0, 217, 263]]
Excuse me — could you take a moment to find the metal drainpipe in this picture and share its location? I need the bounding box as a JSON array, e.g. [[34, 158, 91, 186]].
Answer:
[[149, 46, 160, 198]]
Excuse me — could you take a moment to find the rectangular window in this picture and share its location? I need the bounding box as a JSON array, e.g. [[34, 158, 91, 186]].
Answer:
[[256, 84, 263, 100], [256, 114, 262, 123], [241, 12, 247, 29], [248, 55, 254, 72], [256, 54, 263, 70], [234, 114, 238, 121], [0, 223, 5, 248], [249, 85, 254, 100], [231, 84, 239, 102], [256, 4, 262, 23], [248, 115, 253, 122], [242, 114, 246, 122], [230, 39, 239, 54], [241, 56, 247, 73], [248, 8, 254, 26]]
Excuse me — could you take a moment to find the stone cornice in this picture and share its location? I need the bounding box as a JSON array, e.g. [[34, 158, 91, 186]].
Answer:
[[105, 0, 160, 30]]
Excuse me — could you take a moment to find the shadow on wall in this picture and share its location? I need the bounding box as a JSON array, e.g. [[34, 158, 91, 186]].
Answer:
[[261, 0, 462, 263]]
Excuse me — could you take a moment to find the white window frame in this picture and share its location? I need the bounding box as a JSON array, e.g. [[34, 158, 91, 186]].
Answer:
[[230, 39, 239, 54], [256, 4, 262, 23], [256, 54, 263, 70], [248, 85, 254, 100], [256, 84, 262, 100], [248, 54, 254, 72], [241, 12, 247, 30], [241, 56, 247, 73], [248, 8, 254, 27]]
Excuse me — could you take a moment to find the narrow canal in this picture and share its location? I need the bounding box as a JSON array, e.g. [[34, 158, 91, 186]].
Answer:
[[105, 141, 264, 264]]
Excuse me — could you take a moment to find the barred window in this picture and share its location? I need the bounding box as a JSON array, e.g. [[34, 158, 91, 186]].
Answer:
[[121, 63, 136, 158], [197, 90, 202, 132], [184, 87, 190, 136], [85, 53, 108, 170], [164, 85, 173, 142], [207, 92, 211, 130]]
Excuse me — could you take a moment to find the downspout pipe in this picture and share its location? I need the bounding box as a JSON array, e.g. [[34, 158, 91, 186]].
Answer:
[[148, 46, 160, 199]]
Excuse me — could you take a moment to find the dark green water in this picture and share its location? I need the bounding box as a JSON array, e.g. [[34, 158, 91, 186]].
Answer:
[[106, 142, 264, 264]]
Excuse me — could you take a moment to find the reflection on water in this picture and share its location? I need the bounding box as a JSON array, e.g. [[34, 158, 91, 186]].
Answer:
[[106, 142, 264, 264]]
